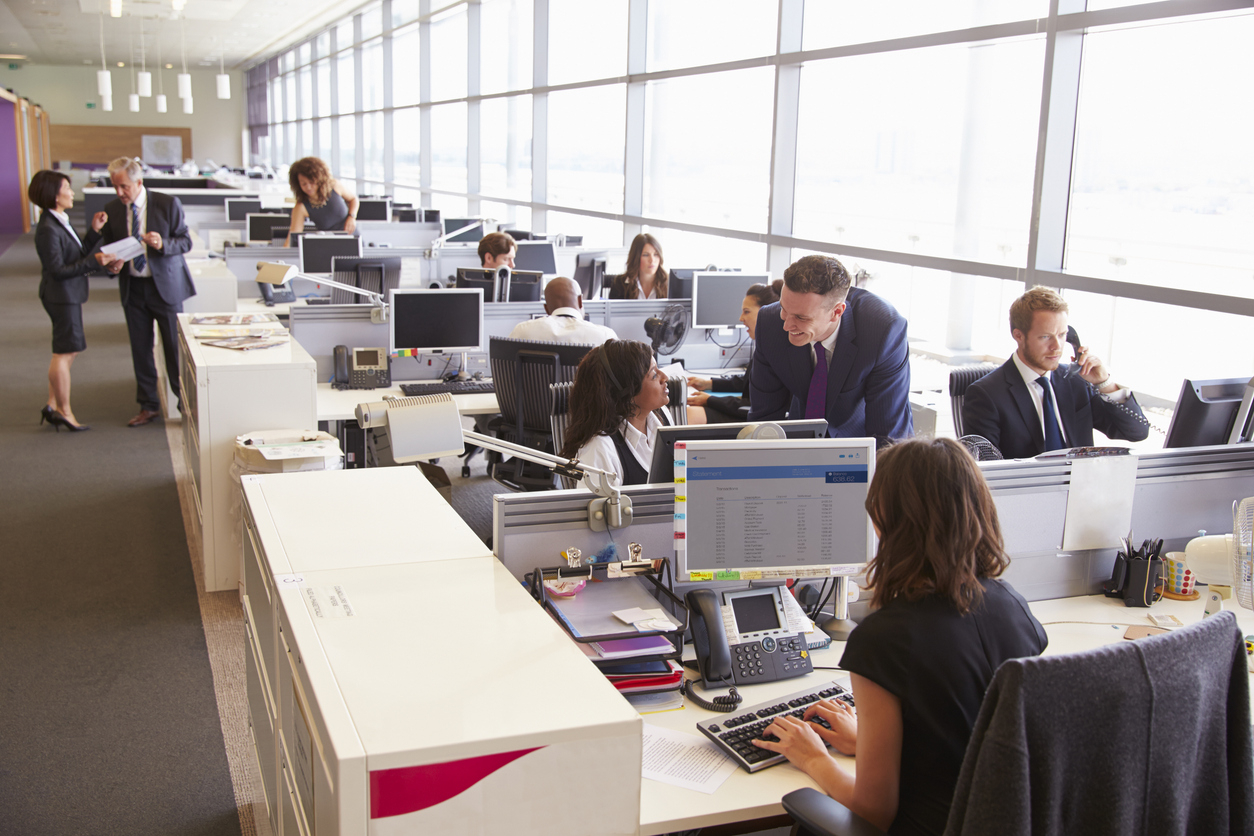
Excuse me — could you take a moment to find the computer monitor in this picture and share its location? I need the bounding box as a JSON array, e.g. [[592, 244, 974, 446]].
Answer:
[[514, 241, 558, 274], [647, 419, 830, 483], [455, 268, 542, 302], [357, 198, 392, 222], [329, 256, 402, 305], [299, 234, 363, 275], [1164, 376, 1254, 448], [675, 437, 875, 584], [394, 208, 418, 222], [443, 218, 484, 243], [246, 212, 293, 244], [693, 272, 771, 330], [389, 288, 484, 354], [572, 251, 608, 299], [225, 198, 261, 222], [423, 208, 442, 224]]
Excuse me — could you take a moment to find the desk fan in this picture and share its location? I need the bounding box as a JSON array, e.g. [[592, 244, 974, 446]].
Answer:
[[645, 305, 689, 358], [1184, 497, 1254, 611]]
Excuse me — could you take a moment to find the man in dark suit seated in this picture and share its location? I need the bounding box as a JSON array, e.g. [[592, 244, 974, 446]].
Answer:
[[748, 254, 913, 447], [962, 286, 1149, 459], [95, 157, 197, 427]]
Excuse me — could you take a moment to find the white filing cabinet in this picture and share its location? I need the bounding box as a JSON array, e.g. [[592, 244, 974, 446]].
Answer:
[[179, 314, 317, 592], [240, 468, 642, 836]]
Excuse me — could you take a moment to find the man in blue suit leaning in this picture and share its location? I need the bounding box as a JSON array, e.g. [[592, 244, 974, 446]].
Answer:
[[749, 255, 913, 447]]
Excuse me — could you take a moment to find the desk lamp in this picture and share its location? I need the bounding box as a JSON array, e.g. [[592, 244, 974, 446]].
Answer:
[[422, 219, 494, 258], [255, 262, 389, 324], [354, 394, 633, 531]]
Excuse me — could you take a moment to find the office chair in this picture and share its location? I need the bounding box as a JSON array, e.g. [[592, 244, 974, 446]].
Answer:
[[947, 363, 997, 437], [487, 337, 594, 491], [781, 611, 1254, 836], [666, 377, 687, 427]]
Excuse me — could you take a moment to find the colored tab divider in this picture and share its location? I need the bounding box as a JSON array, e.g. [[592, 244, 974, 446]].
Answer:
[[392, 348, 419, 357]]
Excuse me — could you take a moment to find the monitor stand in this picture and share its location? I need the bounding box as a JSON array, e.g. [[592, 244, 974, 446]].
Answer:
[[455, 351, 470, 380], [819, 576, 858, 641]]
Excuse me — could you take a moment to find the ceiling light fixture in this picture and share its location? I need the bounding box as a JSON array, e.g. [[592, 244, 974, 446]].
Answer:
[[216, 52, 230, 100], [177, 16, 190, 99], [128, 31, 139, 111], [155, 30, 166, 112], [110, 0, 122, 18], [137, 17, 151, 96], [97, 11, 113, 111]]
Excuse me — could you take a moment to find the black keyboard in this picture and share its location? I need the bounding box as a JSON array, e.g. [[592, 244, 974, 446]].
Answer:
[[400, 380, 496, 396], [696, 680, 854, 773]]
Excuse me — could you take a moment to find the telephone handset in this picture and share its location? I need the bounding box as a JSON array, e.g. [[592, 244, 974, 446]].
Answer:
[[685, 586, 814, 710], [332, 345, 391, 390], [1062, 326, 1152, 431]]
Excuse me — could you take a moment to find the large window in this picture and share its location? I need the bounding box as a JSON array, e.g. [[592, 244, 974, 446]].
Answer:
[[246, 1, 1254, 406]]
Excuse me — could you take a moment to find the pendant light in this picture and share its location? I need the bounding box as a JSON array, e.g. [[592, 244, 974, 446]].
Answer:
[[216, 53, 230, 100], [155, 33, 167, 112], [137, 17, 151, 97], [177, 17, 191, 99], [127, 32, 139, 111], [97, 12, 113, 110]]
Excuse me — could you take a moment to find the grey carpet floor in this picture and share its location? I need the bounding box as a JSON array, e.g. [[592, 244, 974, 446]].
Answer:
[[0, 234, 242, 836]]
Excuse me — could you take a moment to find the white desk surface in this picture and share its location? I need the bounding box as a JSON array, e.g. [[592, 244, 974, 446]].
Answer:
[[179, 313, 315, 372], [316, 381, 500, 421], [639, 591, 1254, 834]]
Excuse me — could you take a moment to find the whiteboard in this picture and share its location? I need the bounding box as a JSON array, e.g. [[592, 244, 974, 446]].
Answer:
[[141, 135, 184, 166]]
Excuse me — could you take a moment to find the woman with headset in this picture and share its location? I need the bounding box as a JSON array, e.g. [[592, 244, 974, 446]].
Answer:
[[686, 279, 782, 424], [753, 438, 1047, 835], [559, 340, 672, 486]]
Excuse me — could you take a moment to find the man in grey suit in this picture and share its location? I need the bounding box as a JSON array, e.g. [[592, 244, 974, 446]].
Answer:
[[96, 157, 197, 427]]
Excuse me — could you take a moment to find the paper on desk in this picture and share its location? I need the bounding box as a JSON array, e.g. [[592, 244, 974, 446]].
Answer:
[[642, 723, 737, 794], [658, 362, 686, 383], [780, 588, 817, 634], [614, 607, 679, 632], [100, 236, 145, 261], [1062, 453, 1138, 550]]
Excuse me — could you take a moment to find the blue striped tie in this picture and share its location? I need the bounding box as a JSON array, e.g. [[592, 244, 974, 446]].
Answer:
[[131, 202, 147, 273]]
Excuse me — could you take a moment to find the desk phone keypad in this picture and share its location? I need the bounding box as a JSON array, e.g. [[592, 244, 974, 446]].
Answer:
[[349, 367, 390, 389], [731, 634, 813, 685], [698, 681, 855, 773]]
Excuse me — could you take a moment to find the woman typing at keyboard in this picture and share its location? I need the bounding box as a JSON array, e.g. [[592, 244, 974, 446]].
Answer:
[[754, 438, 1047, 836]]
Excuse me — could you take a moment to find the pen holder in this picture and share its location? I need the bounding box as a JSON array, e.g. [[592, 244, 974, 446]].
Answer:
[[1123, 557, 1163, 608]]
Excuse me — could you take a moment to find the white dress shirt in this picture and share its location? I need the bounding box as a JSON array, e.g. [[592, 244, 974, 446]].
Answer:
[[1011, 352, 1132, 446], [575, 410, 668, 486], [507, 308, 618, 345], [125, 187, 152, 278], [48, 209, 81, 247], [810, 321, 841, 369]]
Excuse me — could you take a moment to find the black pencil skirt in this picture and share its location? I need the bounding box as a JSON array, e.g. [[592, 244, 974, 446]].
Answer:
[[42, 299, 86, 354]]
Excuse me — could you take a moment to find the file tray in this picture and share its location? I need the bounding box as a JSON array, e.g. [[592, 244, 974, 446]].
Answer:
[[530, 558, 687, 654]]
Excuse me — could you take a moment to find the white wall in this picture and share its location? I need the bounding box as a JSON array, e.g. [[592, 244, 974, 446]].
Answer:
[[2, 63, 246, 167]]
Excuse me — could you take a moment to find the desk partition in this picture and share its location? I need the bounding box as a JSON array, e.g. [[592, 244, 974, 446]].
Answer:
[[493, 446, 1254, 601]]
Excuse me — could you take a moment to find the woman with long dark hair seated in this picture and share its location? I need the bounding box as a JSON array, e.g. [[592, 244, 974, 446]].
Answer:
[[608, 233, 667, 299], [559, 339, 671, 486], [755, 437, 1047, 835], [686, 279, 782, 424]]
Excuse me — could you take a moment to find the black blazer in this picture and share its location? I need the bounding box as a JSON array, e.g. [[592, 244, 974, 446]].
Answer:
[[705, 357, 753, 420], [35, 211, 102, 305], [749, 287, 914, 445], [100, 189, 196, 307], [607, 273, 667, 300], [962, 358, 1150, 459]]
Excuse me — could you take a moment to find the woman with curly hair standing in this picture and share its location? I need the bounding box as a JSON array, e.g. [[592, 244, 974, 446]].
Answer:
[[284, 157, 360, 244]]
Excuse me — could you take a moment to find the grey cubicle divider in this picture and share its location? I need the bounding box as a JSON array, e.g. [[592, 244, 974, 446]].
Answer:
[[355, 221, 441, 249], [491, 445, 1254, 602]]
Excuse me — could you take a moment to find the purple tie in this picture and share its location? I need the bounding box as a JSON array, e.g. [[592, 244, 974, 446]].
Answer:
[[805, 342, 828, 420]]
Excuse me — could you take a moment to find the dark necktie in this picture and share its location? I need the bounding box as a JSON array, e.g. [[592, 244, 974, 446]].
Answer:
[[1037, 375, 1065, 452], [131, 202, 147, 274], [805, 343, 828, 420]]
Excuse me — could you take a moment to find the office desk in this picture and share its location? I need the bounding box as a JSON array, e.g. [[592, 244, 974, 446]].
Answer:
[[315, 381, 499, 421]]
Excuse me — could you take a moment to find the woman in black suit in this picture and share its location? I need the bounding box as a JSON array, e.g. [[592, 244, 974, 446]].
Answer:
[[30, 170, 107, 431], [608, 233, 668, 299]]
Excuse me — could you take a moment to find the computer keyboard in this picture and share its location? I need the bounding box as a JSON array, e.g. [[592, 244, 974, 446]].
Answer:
[[399, 380, 496, 396], [696, 679, 854, 773]]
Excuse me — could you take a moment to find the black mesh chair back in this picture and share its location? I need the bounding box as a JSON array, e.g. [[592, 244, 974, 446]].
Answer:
[[948, 362, 998, 437]]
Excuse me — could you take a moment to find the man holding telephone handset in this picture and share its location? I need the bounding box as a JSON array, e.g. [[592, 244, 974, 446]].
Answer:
[[962, 285, 1149, 459]]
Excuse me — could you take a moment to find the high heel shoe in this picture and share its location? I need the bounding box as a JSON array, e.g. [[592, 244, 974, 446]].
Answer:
[[48, 411, 90, 432], [40, 405, 55, 425]]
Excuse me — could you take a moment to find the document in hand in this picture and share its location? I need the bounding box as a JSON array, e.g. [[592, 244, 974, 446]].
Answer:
[[101, 236, 146, 262]]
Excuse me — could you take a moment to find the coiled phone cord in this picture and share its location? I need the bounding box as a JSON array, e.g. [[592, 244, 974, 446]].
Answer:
[[679, 679, 742, 712]]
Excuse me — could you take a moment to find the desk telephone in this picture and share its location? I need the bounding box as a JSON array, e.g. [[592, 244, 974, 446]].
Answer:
[[333, 345, 391, 390], [684, 586, 813, 711], [259, 280, 296, 306]]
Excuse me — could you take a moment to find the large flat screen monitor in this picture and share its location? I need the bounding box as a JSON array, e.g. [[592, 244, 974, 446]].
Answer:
[[246, 212, 292, 244], [675, 437, 875, 584], [329, 256, 402, 304], [454, 268, 542, 302], [572, 251, 608, 299], [514, 241, 558, 274], [648, 419, 830, 483], [693, 272, 770, 330], [299, 234, 363, 275], [1164, 376, 1254, 448], [389, 288, 484, 355], [357, 198, 392, 221], [225, 198, 261, 221], [443, 218, 484, 243]]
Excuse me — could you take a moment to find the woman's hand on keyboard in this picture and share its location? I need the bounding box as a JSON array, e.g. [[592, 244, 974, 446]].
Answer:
[[752, 714, 831, 773], [805, 698, 857, 756]]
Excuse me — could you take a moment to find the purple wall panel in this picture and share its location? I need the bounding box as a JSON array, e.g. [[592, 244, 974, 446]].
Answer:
[[0, 99, 25, 234]]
